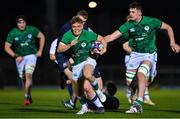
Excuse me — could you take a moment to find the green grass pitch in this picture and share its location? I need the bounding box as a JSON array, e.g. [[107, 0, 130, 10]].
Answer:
[[0, 87, 180, 118]]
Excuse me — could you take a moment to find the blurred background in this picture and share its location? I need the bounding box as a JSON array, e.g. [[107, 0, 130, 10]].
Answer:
[[0, 0, 180, 89]]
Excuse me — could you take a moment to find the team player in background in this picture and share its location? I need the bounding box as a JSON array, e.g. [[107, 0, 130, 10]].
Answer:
[[4, 15, 45, 105], [105, 2, 180, 113]]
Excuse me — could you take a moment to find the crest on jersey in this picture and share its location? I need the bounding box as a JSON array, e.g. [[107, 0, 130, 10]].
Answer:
[[81, 42, 86, 47], [28, 34, 32, 39], [144, 26, 150, 31], [15, 37, 19, 41]]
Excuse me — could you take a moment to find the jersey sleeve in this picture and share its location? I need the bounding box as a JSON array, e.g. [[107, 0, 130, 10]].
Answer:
[[60, 31, 72, 45], [151, 17, 162, 29], [49, 39, 57, 54], [29, 26, 40, 37], [87, 31, 98, 42], [6, 31, 14, 44], [118, 22, 131, 37]]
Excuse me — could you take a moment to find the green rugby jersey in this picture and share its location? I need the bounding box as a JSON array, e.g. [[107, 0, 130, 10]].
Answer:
[[6, 25, 39, 56], [61, 29, 98, 65], [119, 16, 162, 53]]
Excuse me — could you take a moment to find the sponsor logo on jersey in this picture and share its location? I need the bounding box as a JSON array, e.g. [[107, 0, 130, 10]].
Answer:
[[130, 28, 135, 32], [135, 37, 144, 41], [20, 42, 29, 46]]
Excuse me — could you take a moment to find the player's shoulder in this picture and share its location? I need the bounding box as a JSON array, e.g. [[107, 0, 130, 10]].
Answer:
[[8, 27, 16, 33], [64, 29, 73, 36], [8, 27, 19, 36], [62, 30, 76, 41], [143, 16, 159, 21], [26, 25, 38, 30], [83, 29, 96, 35]]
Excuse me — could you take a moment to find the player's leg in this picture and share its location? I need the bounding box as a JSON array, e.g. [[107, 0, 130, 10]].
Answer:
[[125, 53, 152, 113], [125, 69, 137, 103], [144, 53, 157, 106], [56, 53, 74, 104], [63, 64, 79, 109], [126, 61, 152, 113], [94, 66, 103, 90], [83, 79, 104, 114], [16, 56, 26, 104], [61, 69, 77, 109], [16, 57, 25, 87], [69, 62, 89, 115], [24, 54, 37, 105], [143, 87, 155, 105], [63, 67, 74, 99], [84, 57, 106, 102], [124, 54, 137, 103], [137, 62, 152, 105]]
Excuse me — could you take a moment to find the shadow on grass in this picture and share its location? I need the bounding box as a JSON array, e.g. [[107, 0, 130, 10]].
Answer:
[[0, 102, 20, 106], [15, 107, 74, 114], [14, 107, 127, 114], [0, 102, 62, 108], [145, 108, 180, 114]]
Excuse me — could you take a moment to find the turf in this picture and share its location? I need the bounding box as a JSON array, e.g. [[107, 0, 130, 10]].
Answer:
[[0, 87, 180, 118]]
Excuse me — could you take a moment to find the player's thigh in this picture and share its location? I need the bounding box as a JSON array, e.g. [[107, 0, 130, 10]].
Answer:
[[94, 66, 101, 78], [83, 79, 93, 92], [16, 58, 25, 78], [83, 57, 96, 78], [126, 52, 142, 70], [24, 54, 37, 74], [72, 61, 85, 81], [56, 53, 69, 72]]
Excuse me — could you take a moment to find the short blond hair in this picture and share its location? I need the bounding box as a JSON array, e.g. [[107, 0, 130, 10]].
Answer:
[[71, 15, 84, 25]]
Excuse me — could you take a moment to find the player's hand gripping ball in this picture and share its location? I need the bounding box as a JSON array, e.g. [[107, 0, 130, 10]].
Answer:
[[91, 41, 104, 54]]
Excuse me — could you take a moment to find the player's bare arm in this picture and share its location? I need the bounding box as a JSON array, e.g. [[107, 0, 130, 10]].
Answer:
[[4, 42, 23, 62], [36, 31, 45, 57], [58, 39, 78, 53], [104, 30, 122, 43], [161, 22, 180, 53], [4, 42, 16, 58], [123, 42, 132, 54]]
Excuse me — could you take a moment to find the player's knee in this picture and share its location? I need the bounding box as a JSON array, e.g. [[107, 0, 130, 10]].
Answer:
[[138, 64, 150, 79], [18, 71, 24, 79], [25, 64, 35, 74], [94, 70, 101, 78], [57, 61, 68, 73], [84, 72, 93, 80], [83, 80, 92, 93], [126, 80, 132, 86]]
